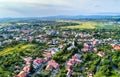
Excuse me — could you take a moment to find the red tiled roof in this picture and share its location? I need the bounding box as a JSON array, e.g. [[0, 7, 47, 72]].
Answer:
[[114, 45, 120, 50], [34, 58, 44, 64], [97, 51, 105, 57], [72, 55, 78, 59], [67, 59, 75, 66], [45, 65, 53, 71], [16, 71, 27, 77], [46, 60, 59, 70], [23, 65, 30, 73], [67, 69, 73, 76], [24, 57, 32, 65]]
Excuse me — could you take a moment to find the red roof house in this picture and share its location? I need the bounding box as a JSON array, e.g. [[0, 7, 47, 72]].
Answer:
[[45, 60, 59, 71], [97, 51, 105, 57]]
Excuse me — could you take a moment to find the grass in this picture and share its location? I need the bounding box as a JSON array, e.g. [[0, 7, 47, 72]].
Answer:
[[60, 21, 120, 29], [110, 70, 120, 77], [42, 26, 47, 30], [94, 67, 120, 77], [0, 67, 11, 77], [0, 44, 35, 56], [0, 44, 39, 76]]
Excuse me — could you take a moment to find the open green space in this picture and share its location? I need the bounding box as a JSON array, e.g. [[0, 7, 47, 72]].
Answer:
[[0, 43, 47, 77], [60, 21, 120, 29], [0, 44, 35, 56]]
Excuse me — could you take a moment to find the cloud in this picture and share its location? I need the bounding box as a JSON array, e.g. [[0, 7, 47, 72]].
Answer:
[[0, 0, 120, 17]]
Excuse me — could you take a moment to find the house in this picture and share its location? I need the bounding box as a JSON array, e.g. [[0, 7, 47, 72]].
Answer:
[[14, 57, 31, 77], [23, 65, 30, 73], [52, 39, 59, 45], [67, 40, 75, 51], [24, 57, 32, 65], [72, 54, 82, 61], [28, 36, 33, 42], [111, 44, 115, 47], [42, 52, 52, 58], [66, 69, 73, 77], [14, 71, 27, 77], [46, 30, 56, 35], [59, 44, 63, 49], [93, 48, 98, 52], [66, 59, 75, 66], [114, 45, 120, 50], [75, 34, 79, 38], [46, 48, 60, 55], [92, 39, 99, 45], [45, 65, 53, 71], [15, 66, 21, 70], [15, 37, 21, 41], [72, 54, 82, 64], [14, 65, 30, 77], [45, 60, 59, 71], [111, 43, 120, 50], [37, 34, 44, 38], [67, 46, 75, 51], [33, 58, 46, 68], [87, 72, 94, 77], [97, 51, 105, 57], [67, 54, 82, 67], [81, 43, 91, 52], [72, 55, 79, 59], [73, 54, 82, 59], [71, 54, 82, 64], [50, 48, 59, 55], [114, 42, 120, 45]]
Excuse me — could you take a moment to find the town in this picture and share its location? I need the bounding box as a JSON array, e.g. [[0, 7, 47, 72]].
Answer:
[[0, 18, 120, 77]]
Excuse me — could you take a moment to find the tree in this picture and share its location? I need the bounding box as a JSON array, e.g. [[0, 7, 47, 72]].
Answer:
[[29, 61, 35, 74]]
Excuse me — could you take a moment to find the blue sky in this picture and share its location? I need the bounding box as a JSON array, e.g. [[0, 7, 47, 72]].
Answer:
[[0, 0, 120, 17]]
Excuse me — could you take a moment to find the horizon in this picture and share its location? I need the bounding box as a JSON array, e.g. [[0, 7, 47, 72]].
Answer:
[[0, 14, 120, 19]]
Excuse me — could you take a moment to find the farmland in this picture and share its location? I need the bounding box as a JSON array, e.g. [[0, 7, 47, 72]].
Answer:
[[60, 21, 120, 29]]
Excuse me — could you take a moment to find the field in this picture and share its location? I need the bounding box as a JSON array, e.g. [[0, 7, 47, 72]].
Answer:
[[60, 21, 120, 29], [0, 44, 36, 77], [0, 44, 35, 56]]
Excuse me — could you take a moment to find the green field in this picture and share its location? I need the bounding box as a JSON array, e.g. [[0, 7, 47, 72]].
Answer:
[[60, 21, 120, 29], [0, 44, 35, 56], [0, 44, 37, 76]]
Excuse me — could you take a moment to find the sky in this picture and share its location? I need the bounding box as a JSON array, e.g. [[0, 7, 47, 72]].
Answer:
[[0, 0, 120, 17]]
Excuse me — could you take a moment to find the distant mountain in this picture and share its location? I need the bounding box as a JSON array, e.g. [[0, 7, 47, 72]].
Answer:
[[40, 15, 120, 20], [0, 15, 120, 22]]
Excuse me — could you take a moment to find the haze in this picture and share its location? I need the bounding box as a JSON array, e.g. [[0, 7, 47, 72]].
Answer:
[[0, 0, 120, 17]]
